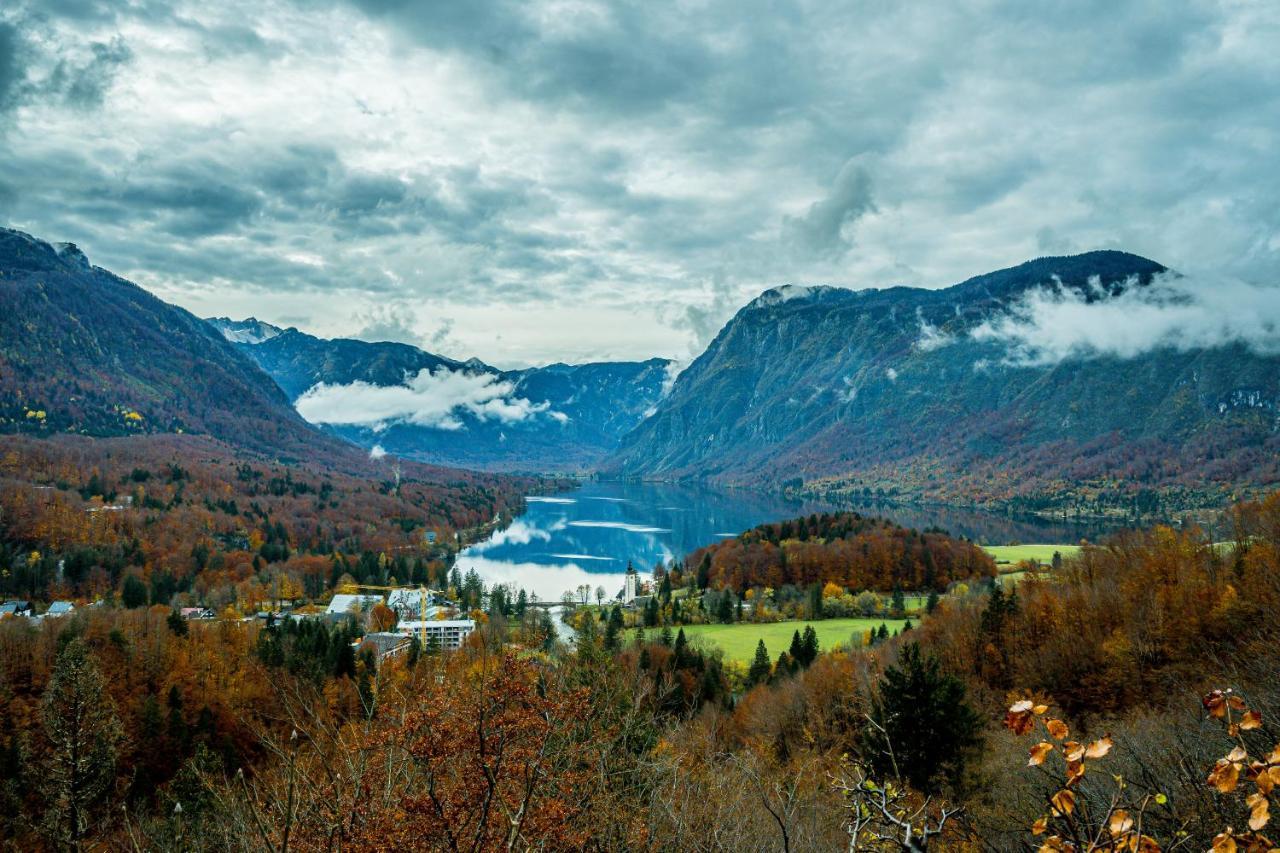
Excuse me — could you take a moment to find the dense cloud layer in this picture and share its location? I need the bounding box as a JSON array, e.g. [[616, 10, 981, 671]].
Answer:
[[295, 368, 556, 430], [1, 0, 1278, 364], [972, 273, 1280, 366]]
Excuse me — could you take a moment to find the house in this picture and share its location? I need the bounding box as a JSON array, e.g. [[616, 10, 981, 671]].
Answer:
[[181, 607, 215, 620], [46, 601, 75, 617], [359, 632, 413, 661], [396, 619, 476, 650], [325, 593, 383, 617], [0, 600, 34, 618]]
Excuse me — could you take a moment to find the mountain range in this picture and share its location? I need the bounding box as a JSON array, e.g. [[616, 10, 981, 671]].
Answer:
[[207, 319, 674, 473], [607, 251, 1280, 511], [4, 225, 1277, 513]]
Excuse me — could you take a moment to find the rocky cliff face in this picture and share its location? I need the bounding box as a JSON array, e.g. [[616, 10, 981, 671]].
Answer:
[[607, 251, 1280, 509]]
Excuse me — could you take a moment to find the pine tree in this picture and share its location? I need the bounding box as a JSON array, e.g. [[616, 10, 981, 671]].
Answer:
[[926, 589, 939, 614], [167, 608, 189, 636], [42, 639, 122, 847], [717, 591, 734, 624], [891, 583, 906, 616], [788, 629, 803, 662], [696, 554, 711, 590], [746, 640, 772, 687], [673, 627, 689, 666], [864, 642, 981, 793], [800, 625, 819, 666], [876, 623, 889, 641], [122, 574, 148, 608]]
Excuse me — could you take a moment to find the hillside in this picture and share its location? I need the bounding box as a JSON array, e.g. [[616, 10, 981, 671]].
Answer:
[[0, 228, 328, 459], [608, 251, 1280, 513], [211, 321, 673, 472]]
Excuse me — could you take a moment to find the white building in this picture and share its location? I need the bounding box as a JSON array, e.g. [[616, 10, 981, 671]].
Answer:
[[386, 588, 445, 620], [396, 619, 476, 650], [623, 563, 639, 605]]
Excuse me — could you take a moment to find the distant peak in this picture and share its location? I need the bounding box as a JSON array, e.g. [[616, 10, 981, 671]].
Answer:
[[53, 242, 92, 269], [747, 284, 846, 310], [207, 316, 285, 345]]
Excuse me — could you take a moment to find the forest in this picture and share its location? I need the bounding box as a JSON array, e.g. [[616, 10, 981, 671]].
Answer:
[[2, 472, 1278, 849], [0, 434, 545, 609]]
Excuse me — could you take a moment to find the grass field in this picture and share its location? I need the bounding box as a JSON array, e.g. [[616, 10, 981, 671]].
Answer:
[[983, 544, 1081, 568], [644, 618, 910, 662]]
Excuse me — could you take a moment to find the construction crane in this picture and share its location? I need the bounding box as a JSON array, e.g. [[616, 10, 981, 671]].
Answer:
[[335, 582, 436, 647]]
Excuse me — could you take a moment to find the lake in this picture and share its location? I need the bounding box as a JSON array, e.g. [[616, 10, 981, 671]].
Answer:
[[455, 480, 1122, 601]]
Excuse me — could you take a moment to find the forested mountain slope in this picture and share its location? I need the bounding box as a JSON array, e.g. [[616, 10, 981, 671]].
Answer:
[[608, 252, 1280, 513]]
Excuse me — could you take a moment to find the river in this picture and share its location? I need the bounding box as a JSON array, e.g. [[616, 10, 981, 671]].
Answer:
[[454, 480, 1124, 601]]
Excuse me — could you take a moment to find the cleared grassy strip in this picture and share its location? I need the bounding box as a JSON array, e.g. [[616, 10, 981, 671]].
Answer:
[[983, 544, 1081, 568], [644, 618, 910, 662]]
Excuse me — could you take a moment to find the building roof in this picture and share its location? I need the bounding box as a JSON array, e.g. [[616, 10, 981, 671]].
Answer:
[[46, 601, 75, 615], [325, 593, 383, 615], [360, 632, 412, 657]]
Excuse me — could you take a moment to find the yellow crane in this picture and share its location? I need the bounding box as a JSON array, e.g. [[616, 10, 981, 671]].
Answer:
[[335, 582, 436, 647]]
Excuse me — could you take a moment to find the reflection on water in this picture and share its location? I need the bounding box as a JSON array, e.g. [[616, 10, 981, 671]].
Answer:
[[456, 481, 1124, 601]]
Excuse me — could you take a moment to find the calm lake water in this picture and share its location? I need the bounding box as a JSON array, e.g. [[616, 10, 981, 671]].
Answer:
[[456, 481, 1122, 601]]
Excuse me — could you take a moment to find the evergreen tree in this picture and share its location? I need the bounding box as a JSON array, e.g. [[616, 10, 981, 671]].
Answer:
[[807, 584, 824, 619], [604, 606, 624, 651], [167, 608, 189, 637], [42, 639, 122, 846], [746, 640, 772, 687], [696, 554, 711, 590], [659, 625, 674, 647], [876, 623, 889, 641], [864, 642, 982, 793], [121, 574, 148, 608], [788, 629, 803, 662], [891, 583, 906, 616], [673, 627, 689, 667], [716, 590, 734, 624], [799, 625, 819, 666], [926, 589, 939, 614]]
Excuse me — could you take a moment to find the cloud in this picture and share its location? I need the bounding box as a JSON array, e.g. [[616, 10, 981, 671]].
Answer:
[[914, 308, 956, 352], [3, 0, 1280, 366], [972, 272, 1280, 365], [295, 366, 558, 430], [354, 303, 424, 347], [784, 159, 876, 257], [368, 444, 386, 459]]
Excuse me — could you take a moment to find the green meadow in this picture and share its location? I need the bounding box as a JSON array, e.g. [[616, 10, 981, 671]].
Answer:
[[983, 543, 1081, 568], [644, 617, 910, 663]]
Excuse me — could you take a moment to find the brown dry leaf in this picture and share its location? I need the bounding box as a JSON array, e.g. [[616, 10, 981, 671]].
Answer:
[[1038, 835, 1075, 852], [1047, 719, 1070, 740], [1064, 741, 1085, 762], [1239, 710, 1262, 730], [1205, 690, 1228, 719], [1005, 700, 1037, 735], [1029, 742, 1055, 766], [1033, 704, 1049, 715], [1051, 789, 1076, 817], [1248, 762, 1274, 795], [1210, 830, 1236, 853], [1109, 809, 1134, 835], [1031, 816, 1049, 836], [1209, 758, 1242, 793], [1129, 835, 1161, 853], [1228, 746, 1249, 763], [1246, 793, 1270, 831], [1065, 759, 1086, 786], [1228, 695, 1247, 711], [1085, 736, 1114, 759]]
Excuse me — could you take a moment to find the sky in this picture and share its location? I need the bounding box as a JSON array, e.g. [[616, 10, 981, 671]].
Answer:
[[1, 0, 1278, 368]]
